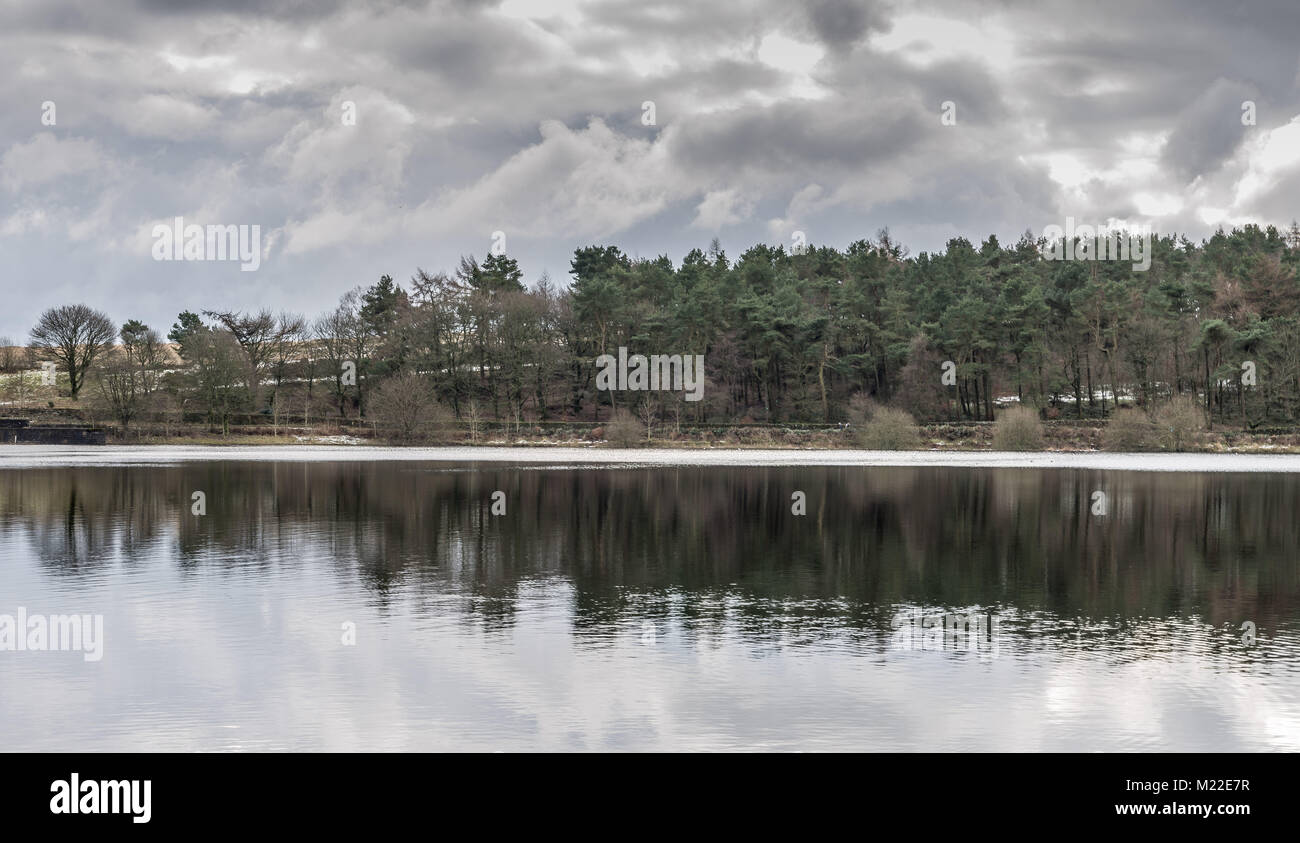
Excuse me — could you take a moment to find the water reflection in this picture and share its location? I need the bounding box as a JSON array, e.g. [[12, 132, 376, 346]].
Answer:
[[0, 463, 1297, 750]]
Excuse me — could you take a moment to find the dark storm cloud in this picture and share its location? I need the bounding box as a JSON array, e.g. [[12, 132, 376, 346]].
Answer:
[[807, 0, 891, 51], [133, 0, 338, 14], [131, 0, 431, 18], [668, 97, 930, 174], [825, 50, 1012, 127]]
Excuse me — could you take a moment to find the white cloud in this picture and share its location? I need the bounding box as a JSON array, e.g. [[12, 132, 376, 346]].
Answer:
[[692, 188, 753, 229], [271, 88, 417, 194], [1231, 115, 1300, 208], [407, 118, 683, 241], [767, 183, 826, 239], [1, 134, 104, 191], [120, 94, 220, 140], [756, 32, 827, 99]]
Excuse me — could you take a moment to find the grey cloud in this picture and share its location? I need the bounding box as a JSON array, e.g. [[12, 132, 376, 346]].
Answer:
[[1161, 79, 1259, 182], [667, 97, 929, 179], [806, 0, 891, 51]]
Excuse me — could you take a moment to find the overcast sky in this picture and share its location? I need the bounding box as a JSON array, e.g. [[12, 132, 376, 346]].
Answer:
[[2, 0, 1299, 339]]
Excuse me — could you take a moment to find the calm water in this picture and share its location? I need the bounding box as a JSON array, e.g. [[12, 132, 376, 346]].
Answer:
[[1, 459, 1298, 751]]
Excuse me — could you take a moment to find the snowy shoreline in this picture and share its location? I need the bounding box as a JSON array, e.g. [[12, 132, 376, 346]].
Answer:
[[4, 444, 1300, 472]]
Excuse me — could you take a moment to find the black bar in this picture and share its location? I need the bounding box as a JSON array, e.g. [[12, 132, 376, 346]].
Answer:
[[6, 752, 1283, 830]]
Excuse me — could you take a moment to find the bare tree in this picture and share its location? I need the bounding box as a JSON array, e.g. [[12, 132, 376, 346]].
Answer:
[[29, 304, 116, 398], [314, 308, 350, 419], [339, 291, 380, 418], [186, 327, 245, 435], [119, 319, 165, 397], [0, 336, 17, 373], [203, 309, 277, 409], [93, 320, 167, 434], [5, 371, 40, 404], [636, 394, 659, 442], [268, 312, 306, 431], [313, 291, 377, 419], [368, 371, 451, 442], [92, 356, 143, 434], [464, 399, 482, 443]]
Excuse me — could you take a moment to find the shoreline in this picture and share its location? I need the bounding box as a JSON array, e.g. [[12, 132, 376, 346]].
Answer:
[[7, 443, 1300, 471]]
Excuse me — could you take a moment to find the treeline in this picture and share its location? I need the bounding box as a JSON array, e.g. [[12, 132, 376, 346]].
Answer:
[[10, 222, 1300, 433]]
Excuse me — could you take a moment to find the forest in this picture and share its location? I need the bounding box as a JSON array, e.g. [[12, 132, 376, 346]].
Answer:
[[8, 222, 1300, 436]]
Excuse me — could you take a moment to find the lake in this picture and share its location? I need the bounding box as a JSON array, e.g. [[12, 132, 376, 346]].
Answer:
[[1, 451, 1297, 751]]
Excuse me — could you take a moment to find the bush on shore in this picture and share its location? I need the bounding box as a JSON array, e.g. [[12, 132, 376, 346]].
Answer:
[[1153, 395, 1207, 452], [604, 409, 643, 447], [368, 371, 453, 443], [992, 406, 1043, 451], [855, 406, 922, 450], [1103, 408, 1157, 452]]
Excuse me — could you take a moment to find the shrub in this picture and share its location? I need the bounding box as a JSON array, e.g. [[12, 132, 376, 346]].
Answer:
[[992, 406, 1043, 451], [367, 371, 452, 443], [855, 406, 922, 450], [1103, 409, 1157, 452], [1152, 395, 1207, 452], [604, 409, 643, 448]]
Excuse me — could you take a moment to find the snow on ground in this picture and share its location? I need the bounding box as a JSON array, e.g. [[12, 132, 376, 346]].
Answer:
[[4, 445, 1300, 472]]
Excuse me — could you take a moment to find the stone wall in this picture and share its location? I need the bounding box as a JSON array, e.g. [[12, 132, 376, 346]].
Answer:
[[0, 419, 107, 445]]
